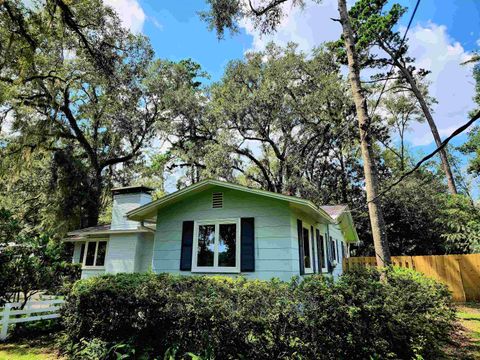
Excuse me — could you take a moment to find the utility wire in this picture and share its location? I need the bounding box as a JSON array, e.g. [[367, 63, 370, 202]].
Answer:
[[349, 109, 480, 213], [370, 0, 421, 116]]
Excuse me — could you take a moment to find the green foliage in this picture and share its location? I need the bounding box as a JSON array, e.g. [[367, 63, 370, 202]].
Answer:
[[61, 270, 455, 359], [0, 208, 81, 306], [436, 194, 480, 253], [164, 43, 364, 206], [0, 0, 187, 228], [460, 125, 480, 177], [200, 0, 307, 38]]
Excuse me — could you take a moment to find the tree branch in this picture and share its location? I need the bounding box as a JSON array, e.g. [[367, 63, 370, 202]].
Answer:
[[352, 109, 480, 211]]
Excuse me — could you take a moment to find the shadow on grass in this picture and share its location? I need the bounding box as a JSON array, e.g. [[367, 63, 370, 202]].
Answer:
[[0, 334, 61, 360], [444, 303, 480, 360]]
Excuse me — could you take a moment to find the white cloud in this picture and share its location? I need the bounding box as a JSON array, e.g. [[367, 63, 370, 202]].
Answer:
[[103, 0, 146, 33], [240, 0, 342, 52], [241, 4, 477, 148], [150, 17, 163, 31], [404, 23, 476, 146]]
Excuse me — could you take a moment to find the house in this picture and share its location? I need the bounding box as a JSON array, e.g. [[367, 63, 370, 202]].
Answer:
[[65, 179, 359, 281]]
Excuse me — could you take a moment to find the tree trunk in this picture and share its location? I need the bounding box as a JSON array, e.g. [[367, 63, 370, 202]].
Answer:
[[84, 172, 102, 227], [338, 0, 391, 267], [379, 43, 458, 194]]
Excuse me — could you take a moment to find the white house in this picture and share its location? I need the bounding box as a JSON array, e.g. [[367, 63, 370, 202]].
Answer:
[[65, 179, 359, 281]]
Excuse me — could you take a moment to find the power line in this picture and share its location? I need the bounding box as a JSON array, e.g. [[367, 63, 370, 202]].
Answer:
[[370, 0, 421, 116], [349, 109, 480, 213]]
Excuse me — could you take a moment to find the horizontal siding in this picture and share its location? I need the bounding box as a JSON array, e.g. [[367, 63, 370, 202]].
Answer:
[[329, 224, 345, 279], [152, 186, 297, 281], [106, 234, 138, 273], [81, 268, 105, 279], [257, 248, 295, 260], [255, 259, 294, 271]]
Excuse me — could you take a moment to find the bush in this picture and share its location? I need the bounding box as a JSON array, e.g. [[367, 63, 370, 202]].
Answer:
[[61, 268, 455, 360]]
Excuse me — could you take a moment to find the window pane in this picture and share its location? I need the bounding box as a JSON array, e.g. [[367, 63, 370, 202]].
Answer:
[[95, 241, 107, 266], [197, 224, 215, 266], [218, 223, 236, 267], [85, 242, 96, 266], [303, 228, 311, 268], [79, 243, 85, 264], [330, 238, 337, 261]]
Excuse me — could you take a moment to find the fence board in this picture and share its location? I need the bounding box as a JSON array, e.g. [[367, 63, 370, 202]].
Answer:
[[0, 299, 64, 340], [344, 254, 480, 302], [10, 313, 61, 324]]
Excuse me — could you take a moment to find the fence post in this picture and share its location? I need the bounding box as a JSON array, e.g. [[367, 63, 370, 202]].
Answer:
[[0, 303, 11, 341]]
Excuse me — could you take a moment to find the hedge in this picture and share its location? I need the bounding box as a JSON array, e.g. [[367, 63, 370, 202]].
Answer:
[[61, 268, 455, 359]]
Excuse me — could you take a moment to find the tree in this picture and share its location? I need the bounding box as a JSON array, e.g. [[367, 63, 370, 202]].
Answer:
[[435, 194, 480, 254], [0, 0, 180, 227], [0, 146, 92, 234], [201, 0, 392, 266], [354, 152, 450, 256], [344, 0, 458, 194], [378, 90, 423, 171], [163, 44, 365, 206], [0, 208, 79, 308]]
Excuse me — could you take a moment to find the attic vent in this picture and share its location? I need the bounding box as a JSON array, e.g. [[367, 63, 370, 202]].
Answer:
[[212, 192, 223, 208]]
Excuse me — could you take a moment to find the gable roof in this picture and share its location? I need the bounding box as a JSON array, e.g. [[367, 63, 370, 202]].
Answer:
[[127, 179, 359, 242], [320, 205, 348, 220]]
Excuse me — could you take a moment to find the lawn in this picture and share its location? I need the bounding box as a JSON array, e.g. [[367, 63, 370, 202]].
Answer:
[[453, 303, 480, 359], [0, 337, 63, 360]]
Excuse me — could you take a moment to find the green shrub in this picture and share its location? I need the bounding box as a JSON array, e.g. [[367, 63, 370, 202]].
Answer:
[[61, 268, 455, 360]]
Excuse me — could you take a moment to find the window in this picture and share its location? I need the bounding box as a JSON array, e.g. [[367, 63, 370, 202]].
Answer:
[[302, 227, 313, 273], [192, 219, 240, 273], [82, 240, 108, 268], [330, 237, 339, 263], [316, 231, 328, 273], [79, 243, 85, 264]]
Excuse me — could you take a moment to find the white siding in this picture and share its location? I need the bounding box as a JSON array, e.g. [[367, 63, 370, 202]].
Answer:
[[111, 192, 152, 230], [153, 186, 298, 281], [329, 224, 346, 279], [72, 242, 84, 263], [105, 234, 138, 273]]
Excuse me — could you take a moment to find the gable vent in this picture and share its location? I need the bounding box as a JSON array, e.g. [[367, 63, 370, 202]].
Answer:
[[212, 192, 223, 208]]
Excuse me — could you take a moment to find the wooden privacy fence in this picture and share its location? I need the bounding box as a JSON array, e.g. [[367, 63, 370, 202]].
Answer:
[[343, 254, 480, 302], [0, 299, 64, 340]]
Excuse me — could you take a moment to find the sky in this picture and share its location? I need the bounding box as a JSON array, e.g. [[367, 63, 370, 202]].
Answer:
[[103, 0, 480, 192]]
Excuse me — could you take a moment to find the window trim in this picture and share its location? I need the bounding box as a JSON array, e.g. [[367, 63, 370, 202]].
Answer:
[[191, 218, 241, 273], [302, 227, 314, 274], [315, 230, 328, 273], [330, 237, 339, 264], [81, 239, 109, 269]]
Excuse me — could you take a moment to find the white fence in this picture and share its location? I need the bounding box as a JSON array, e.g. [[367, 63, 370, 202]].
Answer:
[[0, 299, 64, 340]]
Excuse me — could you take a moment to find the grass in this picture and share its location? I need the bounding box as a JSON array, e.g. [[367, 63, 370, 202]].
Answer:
[[0, 336, 63, 360], [443, 303, 480, 360]]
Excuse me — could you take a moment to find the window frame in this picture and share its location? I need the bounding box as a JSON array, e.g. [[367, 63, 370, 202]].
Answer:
[[302, 226, 314, 274], [191, 218, 241, 273], [316, 230, 328, 273], [81, 239, 109, 269], [330, 236, 339, 264]]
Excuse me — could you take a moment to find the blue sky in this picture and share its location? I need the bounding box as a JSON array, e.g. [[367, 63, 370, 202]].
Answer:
[[105, 0, 480, 192]]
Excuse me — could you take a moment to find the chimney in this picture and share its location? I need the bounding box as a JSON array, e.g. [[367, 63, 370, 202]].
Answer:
[[110, 185, 153, 230]]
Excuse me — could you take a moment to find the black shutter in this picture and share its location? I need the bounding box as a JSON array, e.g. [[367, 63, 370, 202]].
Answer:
[[327, 235, 333, 273], [180, 221, 194, 271], [241, 217, 255, 272], [316, 230, 323, 273], [311, 225, 316, 273], [297, 219, 305, 275]]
